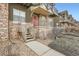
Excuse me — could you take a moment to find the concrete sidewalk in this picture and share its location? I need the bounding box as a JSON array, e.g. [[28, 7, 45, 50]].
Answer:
[[25, 41, 65, 56]]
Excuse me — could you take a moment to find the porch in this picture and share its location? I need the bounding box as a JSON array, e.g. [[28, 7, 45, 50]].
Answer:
[[9, 3, 58, 45]]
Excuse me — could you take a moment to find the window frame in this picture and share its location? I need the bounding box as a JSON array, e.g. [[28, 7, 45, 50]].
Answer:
[[12, 8, 26, 23]]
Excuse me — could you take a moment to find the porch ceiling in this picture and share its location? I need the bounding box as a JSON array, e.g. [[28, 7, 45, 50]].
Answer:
[[31, 6, 49, 16], [19, 3, 40, 8], [20, 3, 58, 16]]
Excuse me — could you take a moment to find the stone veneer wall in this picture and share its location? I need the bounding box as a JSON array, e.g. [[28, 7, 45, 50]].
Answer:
[[9, 22, 38, 56], [9, 21, 34, 42], [49, 33, 79, 56], [9, 22, 20, 42], [0, 3, 11, 55]]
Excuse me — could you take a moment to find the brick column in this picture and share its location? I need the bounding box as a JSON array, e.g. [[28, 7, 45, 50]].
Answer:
[[0, 3, 10, 55], [0, 3, 9, 41]]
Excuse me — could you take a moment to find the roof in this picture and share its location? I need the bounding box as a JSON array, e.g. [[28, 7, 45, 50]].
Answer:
[[59, 10, 68, 16]]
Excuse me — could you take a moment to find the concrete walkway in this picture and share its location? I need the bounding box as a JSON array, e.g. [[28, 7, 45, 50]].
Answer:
[[25, 41, 65, 56]]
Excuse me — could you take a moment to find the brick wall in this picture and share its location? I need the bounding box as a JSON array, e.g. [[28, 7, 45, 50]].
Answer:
[[0, 3, 9, 41], [0, 3, 11, 55]]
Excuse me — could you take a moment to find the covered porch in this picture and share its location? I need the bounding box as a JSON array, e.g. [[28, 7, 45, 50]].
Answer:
[[8, 3, 58, 45]]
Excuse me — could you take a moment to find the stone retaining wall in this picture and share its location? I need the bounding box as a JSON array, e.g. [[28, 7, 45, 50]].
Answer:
[[49, 34, 79, 56]]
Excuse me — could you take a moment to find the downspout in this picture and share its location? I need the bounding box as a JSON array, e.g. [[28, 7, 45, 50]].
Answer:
[[8, 4, 13, 44], [7, 3, 13, 56]]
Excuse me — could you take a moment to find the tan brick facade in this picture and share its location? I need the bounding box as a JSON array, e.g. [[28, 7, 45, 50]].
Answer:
[[0, 3, 8, 41], [0, 3, 11, 55], [9, 22, 20, 42], [0, 3, 79, 56]]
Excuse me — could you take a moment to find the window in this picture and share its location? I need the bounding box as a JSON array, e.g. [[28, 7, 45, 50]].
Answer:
[[13, 8, 26, 23], [47, 18, 53, 27], [39, 16, 46, 27]]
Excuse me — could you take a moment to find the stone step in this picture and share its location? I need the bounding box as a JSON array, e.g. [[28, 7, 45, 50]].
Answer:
[[26, 33, 31, 34], [26, 36, 33, 39], [62, 32, 79, 37], [26, 35, 32, 36], [27, 37, 33, 39], [57, 33, 79, 40], [26, 39, 34, 42]]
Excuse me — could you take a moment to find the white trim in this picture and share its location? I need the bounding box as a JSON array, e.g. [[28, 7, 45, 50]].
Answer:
[[12, 21, 26, 24]]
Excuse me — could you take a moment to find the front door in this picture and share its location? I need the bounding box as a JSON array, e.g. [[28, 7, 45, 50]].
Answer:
[[32, 14, 39, 39], [32, 15, 39, 28]]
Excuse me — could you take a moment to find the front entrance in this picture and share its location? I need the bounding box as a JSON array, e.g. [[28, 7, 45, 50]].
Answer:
[[32, 14, 39, 27], [32, 14, 39, 39]]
